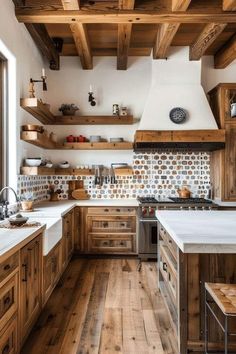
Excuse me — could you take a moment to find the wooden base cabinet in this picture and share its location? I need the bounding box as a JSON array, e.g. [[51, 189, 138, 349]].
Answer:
[[20, 235, 42, 344], [0, 253, 19, 354], [62, 210, 74, 270], [77, 207, 137, 254], [0, 316, 18, 354], [43, 241, 61, 305], [158, 223, 236, 353]]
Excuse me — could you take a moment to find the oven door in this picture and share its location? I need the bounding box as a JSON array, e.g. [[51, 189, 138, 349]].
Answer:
[[138, 219, 158, 257]]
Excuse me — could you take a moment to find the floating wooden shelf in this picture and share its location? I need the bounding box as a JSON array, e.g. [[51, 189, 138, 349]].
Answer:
[[53, 115, 137, 125], [20, 98, 137, 125], [20, 167, 95, 176], [21, 131, 57, 149], [21, 131, 133, 150], [114, 167, 133, 176], [62, 142, 133, 150], [20, 98, 55, 124], [20, 167, 56, 175]]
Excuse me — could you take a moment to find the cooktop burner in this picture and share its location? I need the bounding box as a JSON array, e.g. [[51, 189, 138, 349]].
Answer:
[[138, 197, 158, 203], [169, 197, 212, 204], [138, 196, 213, 204]]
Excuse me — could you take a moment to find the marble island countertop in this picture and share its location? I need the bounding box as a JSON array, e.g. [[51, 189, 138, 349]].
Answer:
[[156, 210, 236, 253]]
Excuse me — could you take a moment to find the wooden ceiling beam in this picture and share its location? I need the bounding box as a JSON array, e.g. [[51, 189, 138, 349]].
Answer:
[[61, 0, 92, 69], [153, 0, 191, 60], [15, 9, 236, 24], [117, 0, 135, 70], [12, 0, 59, 70], [189, 23, 227, 61], [223, 0, 236, 11], [214, 33, 236, 68]]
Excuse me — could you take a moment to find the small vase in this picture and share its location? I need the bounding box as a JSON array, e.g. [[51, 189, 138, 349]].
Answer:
[[21, 201, 33, 211]]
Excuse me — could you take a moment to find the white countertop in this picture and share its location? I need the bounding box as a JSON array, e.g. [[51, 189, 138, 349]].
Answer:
[[0, 223, 45, 259], [156, 210, 236, 253], [0, 199, 138, 259], [25, 199, 139, 218]]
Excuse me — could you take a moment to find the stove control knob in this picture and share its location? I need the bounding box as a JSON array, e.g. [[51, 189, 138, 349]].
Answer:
[[142, 207, 147, 215], [195, 206, 198, 210], [188, 206, 192, 210], [180, 206, 183, 210], [202, 206, 205, 210]]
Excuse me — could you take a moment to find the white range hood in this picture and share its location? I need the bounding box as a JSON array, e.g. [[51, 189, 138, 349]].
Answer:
[[138, 47, 218, 131]]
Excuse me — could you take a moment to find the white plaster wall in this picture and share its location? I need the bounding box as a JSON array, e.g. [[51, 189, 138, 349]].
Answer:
[[139, 47, 218, 130], [0, 0, 45, 179], [201, 56, 236, 93], [44, 56, 151, 166]]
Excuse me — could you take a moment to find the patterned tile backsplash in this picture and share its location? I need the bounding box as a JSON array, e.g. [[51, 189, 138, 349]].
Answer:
[[17, 152, 211, 201]]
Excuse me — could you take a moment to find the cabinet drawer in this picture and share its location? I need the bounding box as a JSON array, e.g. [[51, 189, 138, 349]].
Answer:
[[87, 216, 136, 234], [0, 316, 18, 354], [87, 207, 136, 216], [159, 226, 178, 261], [0, 254, 19, 285], [88, 234, 134, 253], [159, 244, 177, 302], [0, 274, 18, 330]]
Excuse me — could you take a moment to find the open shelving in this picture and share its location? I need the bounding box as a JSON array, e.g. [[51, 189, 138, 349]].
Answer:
[[20, 166, 133, 176], [21, 131, 133, 150], [20, 98, 137, 125]]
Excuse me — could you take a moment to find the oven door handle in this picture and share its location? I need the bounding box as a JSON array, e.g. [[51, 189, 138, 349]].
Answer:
[[139, 219, 157, 223]]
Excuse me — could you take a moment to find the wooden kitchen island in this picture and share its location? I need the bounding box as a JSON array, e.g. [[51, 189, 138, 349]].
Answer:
[[157, 211, 236, 354]]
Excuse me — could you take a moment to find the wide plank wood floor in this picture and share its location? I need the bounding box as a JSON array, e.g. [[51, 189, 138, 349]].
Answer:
[[21, 257, 178, 354]]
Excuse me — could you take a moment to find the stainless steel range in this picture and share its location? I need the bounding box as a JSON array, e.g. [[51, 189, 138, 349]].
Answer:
[[137, 196, 218, 260]]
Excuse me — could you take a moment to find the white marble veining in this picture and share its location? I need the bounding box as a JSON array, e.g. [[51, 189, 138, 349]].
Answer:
[[156, 210, 236, 253]]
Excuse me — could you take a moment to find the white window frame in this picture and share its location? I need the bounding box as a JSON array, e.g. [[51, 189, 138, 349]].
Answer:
[[0, 40, 17, 199]]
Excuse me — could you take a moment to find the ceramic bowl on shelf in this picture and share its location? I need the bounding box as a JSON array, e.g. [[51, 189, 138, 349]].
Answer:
[[58, 162, 70, 169], [45, 162, 53, 168], [110, 137, 124, 142], [25, 158, 42, 167], [90, 135, 101, 142]]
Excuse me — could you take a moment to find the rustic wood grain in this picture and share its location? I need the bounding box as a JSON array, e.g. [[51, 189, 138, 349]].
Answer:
[[190, 23, 227, 60], [21, 258, 176, 353]]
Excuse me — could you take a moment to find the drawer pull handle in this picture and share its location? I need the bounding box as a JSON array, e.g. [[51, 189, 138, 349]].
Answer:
[[163, 262, 167, 272], [116, 209, 120, 212], [104, 209, 109, 212], [3, 344, 10, 354], [4, 296, 11, 305], [168, 240, 172, 244], [22, 264, 28, 282], [3, 264, 10, 271]]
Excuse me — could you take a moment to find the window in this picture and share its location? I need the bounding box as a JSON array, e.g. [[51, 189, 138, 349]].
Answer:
[[0, 54, 7, 190], [0, 40, 17, 198]]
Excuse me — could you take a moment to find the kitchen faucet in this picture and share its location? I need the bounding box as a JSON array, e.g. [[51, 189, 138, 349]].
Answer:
[[0, 186, 19, 220]]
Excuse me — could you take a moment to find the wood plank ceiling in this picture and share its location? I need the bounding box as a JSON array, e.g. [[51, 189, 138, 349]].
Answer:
[[12, 0, 236, 70]]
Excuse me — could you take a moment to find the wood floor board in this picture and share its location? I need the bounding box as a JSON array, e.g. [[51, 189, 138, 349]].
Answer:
[[21, 258, 178, 354]]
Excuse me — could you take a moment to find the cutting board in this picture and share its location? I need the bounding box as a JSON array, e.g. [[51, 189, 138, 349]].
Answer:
[[71, 189, 90, 200]]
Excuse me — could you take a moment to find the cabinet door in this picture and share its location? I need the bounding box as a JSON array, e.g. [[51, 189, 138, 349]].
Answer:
[[0, 274, 18, 330], [43, 242, 61, 304], [225, 124, 236, 200], [0, 316, 18, 354], [62, 211, 74, 265], [20, 235, 42, 342]]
